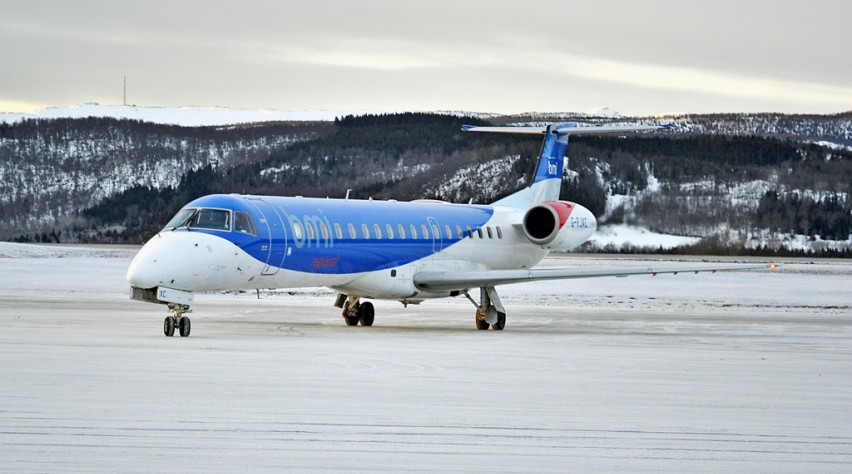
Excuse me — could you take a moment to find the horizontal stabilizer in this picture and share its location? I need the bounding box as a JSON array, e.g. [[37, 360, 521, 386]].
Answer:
[[462, 123, 675, 135], [414, 263, 777, 293]]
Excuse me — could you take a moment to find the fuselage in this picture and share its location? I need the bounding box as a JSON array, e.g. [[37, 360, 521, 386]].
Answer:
[[126, 193, 596, 302]]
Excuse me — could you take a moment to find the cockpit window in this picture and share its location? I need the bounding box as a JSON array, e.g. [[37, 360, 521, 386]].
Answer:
[[164, 208, 231, 231], [234, 211, 257, 236], [191, 209, 231, 231], [165, 208, 196, 229]]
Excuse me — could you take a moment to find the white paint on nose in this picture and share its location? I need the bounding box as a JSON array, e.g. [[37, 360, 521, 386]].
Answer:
[[126, 231, 243, 291]]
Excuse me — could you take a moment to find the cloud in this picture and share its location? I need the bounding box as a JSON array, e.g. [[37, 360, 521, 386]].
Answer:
[[538, 52, 851, 109]]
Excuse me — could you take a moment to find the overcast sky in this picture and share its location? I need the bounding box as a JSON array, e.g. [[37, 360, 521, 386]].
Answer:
[[1, 0, 850, 115]]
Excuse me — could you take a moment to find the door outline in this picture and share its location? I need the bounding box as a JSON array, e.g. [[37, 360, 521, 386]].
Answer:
[[246, 199, 287, 275], [427, 216, 442, 253]]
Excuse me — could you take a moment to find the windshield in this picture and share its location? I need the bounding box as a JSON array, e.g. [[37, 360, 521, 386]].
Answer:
[[164, 208, 232, 231], [164, 208, 196, 229]]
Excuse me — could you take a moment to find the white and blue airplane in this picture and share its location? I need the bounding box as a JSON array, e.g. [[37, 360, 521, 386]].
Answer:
[[127, 122, 774, 337]]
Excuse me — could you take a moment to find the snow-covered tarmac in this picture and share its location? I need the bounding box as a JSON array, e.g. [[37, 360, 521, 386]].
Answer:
[[1, 243, 851, 472]]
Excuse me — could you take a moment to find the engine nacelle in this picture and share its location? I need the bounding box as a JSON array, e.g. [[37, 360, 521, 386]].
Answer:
[[522, 201, 597, 251]]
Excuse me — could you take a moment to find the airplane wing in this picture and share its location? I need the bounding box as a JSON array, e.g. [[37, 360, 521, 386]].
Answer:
[[413, 263, 777, 293]]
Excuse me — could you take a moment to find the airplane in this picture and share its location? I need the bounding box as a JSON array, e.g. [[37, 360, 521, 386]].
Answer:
[[126, 121, 776, 337]]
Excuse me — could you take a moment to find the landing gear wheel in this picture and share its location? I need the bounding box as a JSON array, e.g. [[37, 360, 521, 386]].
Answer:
[[344, 315, 359, 326], [178, 316, 191, 337], [492, 312, 506, 331], [475, 309, 489, 330], [164, 316, 176, 337], [359, 302, 375, 327]]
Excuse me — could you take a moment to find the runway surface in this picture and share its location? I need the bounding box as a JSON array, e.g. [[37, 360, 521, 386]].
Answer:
[[1, 244, 851, 472]]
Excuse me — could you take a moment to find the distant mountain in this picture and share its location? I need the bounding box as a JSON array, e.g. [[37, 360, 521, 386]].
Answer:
[[585, 106, 623, 118], [0, 103, 375, 127]]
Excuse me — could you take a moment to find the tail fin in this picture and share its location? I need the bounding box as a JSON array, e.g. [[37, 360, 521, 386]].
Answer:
[[463, 122, 672, 209]]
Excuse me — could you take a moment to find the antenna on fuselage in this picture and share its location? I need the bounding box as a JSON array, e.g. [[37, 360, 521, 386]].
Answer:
[[345, 189, 352, 200]]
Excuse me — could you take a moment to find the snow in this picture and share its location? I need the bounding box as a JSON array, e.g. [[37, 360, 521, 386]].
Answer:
[[0, 103, 375, 127], [0, 104, 505, 127], [587, 224, 701, 250], [1, 243, 850, 471], [585, 106, 623, 118], [811, 140, 852, 152]]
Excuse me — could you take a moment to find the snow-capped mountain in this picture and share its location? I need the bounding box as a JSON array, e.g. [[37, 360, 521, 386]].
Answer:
[[0, 103, 374, 127], [585, 106, 623, 118]]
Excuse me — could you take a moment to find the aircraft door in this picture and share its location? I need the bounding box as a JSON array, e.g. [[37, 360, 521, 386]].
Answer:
[[246, 199, 287, 275], [427, 217, 443, 252]]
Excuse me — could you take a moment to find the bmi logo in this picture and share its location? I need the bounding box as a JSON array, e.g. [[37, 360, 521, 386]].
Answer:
[[547, 160, 558, 176]]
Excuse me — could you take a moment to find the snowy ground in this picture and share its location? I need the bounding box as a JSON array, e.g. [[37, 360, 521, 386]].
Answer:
[[586, 224, 701, 250], [1, 243, 851, 472]]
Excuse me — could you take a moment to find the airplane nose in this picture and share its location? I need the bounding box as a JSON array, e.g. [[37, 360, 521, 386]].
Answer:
[[127, 231, 247, 292], [126, 234, 179, 289], [127, 232, 214, 290]]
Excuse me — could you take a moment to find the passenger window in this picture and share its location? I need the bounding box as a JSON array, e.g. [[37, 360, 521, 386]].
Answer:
[[410, 224, 418, 239], [487, 227, 493, 239], [466, 226, 473, 238], [386, 224, 394, 239], [234, 211, 257, 236], [320, 223, 329, 240], [421, 224, 429, 239], [293, 222, 304, 240], [373, 223, 382, 239], [456, 225, 463, 239], [496, 226, 503, 239], [348, 223, 356, 239], [445, 225, 452, 240], [361, 223, 370, 239], [477, 227, 484, 238], [432, 225, 440, 239], [397, 224, 406, 239], [191, 209, 231, 231], [306, 223, 315, 239], [334, 223, 343, 240]]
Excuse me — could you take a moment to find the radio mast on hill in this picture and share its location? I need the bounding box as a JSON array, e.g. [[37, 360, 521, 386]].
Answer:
[[123, 76, 127, 106]]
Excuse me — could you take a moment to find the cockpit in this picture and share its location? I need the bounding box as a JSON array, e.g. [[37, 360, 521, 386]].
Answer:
[[164, 208, 258, 235]]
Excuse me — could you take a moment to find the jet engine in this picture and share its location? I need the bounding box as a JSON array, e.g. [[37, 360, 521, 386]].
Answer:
[[522, 201, 597, 251]]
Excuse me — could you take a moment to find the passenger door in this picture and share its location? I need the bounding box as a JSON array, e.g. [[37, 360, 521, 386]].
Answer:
[[246, 198, 287, 275]]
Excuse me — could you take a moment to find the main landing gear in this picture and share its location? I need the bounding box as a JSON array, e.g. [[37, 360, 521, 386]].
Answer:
[[164, 304, 191, 337], [337, 295, 374, 327], [464, 287, 506, 331]]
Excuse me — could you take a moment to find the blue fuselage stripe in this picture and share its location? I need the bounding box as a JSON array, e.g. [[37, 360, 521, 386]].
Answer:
[[172, 194, 494, 274]]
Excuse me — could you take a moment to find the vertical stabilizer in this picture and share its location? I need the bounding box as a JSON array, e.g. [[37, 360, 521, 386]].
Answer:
[[462, 122, 670, 209], [491, 124, 569, 208]]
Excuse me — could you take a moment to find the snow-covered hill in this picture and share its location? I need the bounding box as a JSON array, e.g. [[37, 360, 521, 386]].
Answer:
[[0, 104, 372, 127], [4, 104, 849, 148]]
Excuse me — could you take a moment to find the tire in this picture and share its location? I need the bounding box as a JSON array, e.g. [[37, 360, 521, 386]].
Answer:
[[163, 316, 176, 337], [344, 315, 359, 326], [475, 310, 489, 330], [492, 312, 506, 331], [359, 302, 375, 327], [178, 316, 191, 337]]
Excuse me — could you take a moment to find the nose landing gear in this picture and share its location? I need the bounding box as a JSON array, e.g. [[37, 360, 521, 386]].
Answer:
[[164, 304, 191, 337]]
